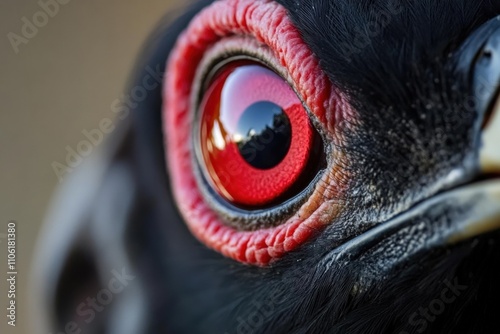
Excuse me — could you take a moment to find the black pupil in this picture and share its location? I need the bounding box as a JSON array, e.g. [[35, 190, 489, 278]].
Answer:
[[235, 101, 292, 169]]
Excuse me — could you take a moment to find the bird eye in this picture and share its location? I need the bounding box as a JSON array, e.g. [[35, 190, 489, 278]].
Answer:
[[164, 0, 348, 265], [196, 60, 323, 208]]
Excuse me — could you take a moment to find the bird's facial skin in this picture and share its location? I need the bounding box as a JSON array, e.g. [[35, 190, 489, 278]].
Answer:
[[33, 1, 500, 334], [166, 0, 500, 268], [165, 0, 354, 265], [324, 16, 500, 288], [158, 0, 500, 332]]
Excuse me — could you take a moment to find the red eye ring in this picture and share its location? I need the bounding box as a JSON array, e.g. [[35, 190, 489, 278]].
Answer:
[[196, 60, 322, 208], [164, 0, 352, 265]]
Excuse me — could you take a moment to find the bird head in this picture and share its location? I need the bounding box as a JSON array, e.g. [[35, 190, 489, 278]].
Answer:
[[33, 1, 500, 333]]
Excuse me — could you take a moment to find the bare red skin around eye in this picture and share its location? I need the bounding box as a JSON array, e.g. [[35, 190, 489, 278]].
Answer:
[[164, 0, 351, 265], [200, 62, 314, 207]]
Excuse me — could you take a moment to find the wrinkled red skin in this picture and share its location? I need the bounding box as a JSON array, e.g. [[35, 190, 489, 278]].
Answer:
[[164, 0, 352, 265]]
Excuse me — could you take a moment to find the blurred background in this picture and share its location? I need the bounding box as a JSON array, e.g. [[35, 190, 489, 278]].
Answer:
[[0, 1, 182, 332]]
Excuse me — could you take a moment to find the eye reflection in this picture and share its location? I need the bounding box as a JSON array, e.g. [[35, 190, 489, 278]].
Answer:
[[235, 101, 292, 170], [197, 60, 322, 207]]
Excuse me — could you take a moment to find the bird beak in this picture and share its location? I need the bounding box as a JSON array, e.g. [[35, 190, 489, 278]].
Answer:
[[461, 64, 500, 243], [480, 75, 500, 174], [475, 17, 500, 175], [453, 17, 500, 243], [323, 18, 500, 281]]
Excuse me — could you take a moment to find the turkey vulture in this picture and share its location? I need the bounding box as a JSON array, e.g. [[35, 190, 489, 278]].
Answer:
[[33, 0, 500, 333]]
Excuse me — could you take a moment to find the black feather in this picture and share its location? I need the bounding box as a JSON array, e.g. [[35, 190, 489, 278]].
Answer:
[[41, 1, 500, 333], [126, 1, 500, 333]]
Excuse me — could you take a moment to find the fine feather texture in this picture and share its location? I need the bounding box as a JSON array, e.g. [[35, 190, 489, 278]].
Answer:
[[129, 1, 500, 332], [35, 1, 500, 333]]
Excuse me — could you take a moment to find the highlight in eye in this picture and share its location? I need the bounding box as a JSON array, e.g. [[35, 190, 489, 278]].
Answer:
[[196, 60, 322, 208], [164, 0, 349, 265]]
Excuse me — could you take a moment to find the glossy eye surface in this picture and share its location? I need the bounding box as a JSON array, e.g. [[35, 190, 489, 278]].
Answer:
[[197, 61, 322, 208], [165, 0, 347, 264]]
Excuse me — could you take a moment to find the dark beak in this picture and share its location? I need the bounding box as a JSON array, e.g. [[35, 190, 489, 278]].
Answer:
[[322, 17, 500, 286]]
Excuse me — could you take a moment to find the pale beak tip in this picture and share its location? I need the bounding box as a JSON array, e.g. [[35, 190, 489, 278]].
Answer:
[[480, 97, 500, 174]]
